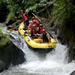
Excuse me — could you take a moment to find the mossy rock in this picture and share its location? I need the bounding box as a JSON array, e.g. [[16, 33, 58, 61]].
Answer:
[[0, 28, 10, 47]]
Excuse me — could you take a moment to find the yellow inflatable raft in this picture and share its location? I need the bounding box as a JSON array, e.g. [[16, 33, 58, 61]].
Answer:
[[18, 22, 57, 50]]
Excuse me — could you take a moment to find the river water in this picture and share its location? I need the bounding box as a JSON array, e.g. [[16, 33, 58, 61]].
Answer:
[[0, 29, 75, 75]]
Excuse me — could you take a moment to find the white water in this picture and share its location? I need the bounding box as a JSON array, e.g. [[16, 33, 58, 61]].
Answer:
[[0, 30, 75, 75]]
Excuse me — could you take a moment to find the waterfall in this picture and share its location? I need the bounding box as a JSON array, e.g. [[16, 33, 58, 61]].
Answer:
[[0, 30, 75, 75]]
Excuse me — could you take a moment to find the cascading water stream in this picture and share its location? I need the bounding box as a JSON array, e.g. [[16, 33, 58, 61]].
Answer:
[[0, 29, 75, 75]]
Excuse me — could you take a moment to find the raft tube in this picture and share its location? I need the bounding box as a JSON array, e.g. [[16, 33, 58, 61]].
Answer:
[[18, 22, 57, 50]]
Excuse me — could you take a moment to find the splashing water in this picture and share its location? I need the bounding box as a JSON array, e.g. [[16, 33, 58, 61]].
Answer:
[[0, 30, 75, 75]]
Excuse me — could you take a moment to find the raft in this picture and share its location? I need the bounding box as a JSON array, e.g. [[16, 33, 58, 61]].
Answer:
[[18, 22, 57, 50]]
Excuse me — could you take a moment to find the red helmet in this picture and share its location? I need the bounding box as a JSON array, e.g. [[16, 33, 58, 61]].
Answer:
[[32, 16, 35, 20], [33, 20, 40, 26]]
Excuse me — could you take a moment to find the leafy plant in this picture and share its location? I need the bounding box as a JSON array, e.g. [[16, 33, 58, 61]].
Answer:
[[0, 28, 10, 47]]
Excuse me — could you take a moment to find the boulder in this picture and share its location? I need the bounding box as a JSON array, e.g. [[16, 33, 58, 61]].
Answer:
[[0, 42, 25, 72], [70, 70, 75, 75], [0, 60, 6, 72]]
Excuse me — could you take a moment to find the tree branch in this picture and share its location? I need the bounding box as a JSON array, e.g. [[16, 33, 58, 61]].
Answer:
[[36, 1, 56, 14]]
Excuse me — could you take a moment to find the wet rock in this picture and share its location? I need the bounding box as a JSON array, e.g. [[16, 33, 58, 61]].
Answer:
[[0, 42, 25, 72], [70, 70, 75, 75], [6, 20, 15, 26], [68, 44, 75, 62], [10, 42, 26, 65], [0, 60, 6, 72], [0, 60, 9, 72]]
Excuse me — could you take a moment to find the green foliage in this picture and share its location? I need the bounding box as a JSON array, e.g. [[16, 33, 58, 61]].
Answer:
[[52, 0, 69, 26], [0, 0, 53, 23], [0, 0, 7, 5], [0, 28, 2, 32], [0, 28, 10, 47], [3, 0, 40, 23], [26, 4, 38, 13], [5, 0, 17, 23], [51, 0, 75, 44], [51, 0, 75, 28]]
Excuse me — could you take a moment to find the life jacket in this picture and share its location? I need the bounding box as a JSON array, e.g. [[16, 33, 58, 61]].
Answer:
[[39, 28, 46, 34], [31, 28, 37, 36], [27, 22, 33, 30], [21, 14, 28, 21], [32, 19, 40, 27]]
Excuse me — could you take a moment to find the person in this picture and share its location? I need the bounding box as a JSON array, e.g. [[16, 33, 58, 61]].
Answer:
[[32, 16, 40, 27], [31, 23, 38, 37], [20, 9, 29, 29], [41, 29, 49, 42], [27, 21, 33, 30], [27, 16, 40, 36], [28, 16, 40, 29], [32, 16, 40, 34], [39, 25, 50, 42]]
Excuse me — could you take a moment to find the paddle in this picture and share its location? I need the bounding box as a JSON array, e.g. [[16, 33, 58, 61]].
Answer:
[[32, 13, 41, 22], [48, 32, 54, 38]]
